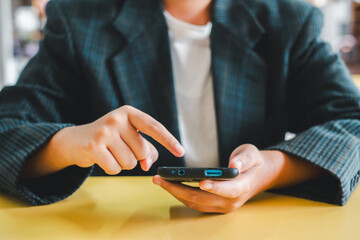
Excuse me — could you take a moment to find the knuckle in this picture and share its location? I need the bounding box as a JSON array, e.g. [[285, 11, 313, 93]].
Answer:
[[120, 105, 134, 112], [122, 160, 138, 170], [94, 127, 111, 141], [234, 144, 258, 156], [76, 158, 93, 168], [242, 143, 258, 151], [231, 144, 257, 160], [243, 144, 259, 155], [148, 120, 162, 132], [84, 140, 97, 152], [138, 150, 150, 161], [105, 114, 122, 126]]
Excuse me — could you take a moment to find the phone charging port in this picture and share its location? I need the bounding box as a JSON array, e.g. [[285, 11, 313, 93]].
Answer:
[[204, 169, 222, 177]]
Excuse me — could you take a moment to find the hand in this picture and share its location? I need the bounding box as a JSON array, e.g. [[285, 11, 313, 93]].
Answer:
[[153, 144, 277, 213], [22, 105, 184, 178]]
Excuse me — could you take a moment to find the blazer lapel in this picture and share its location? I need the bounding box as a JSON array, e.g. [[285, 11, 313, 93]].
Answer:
[[211, 0, 268, 166], [110, 0, 183, 167], [108, 0, 268, 168]]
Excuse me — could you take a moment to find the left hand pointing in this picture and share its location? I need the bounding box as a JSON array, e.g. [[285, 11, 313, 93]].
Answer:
[[153, 144, 276, 213]]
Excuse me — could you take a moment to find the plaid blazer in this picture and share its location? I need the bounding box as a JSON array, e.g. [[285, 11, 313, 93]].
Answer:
[[0, 0, 360, 206]]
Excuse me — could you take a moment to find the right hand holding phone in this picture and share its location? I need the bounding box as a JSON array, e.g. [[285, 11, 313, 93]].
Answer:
[[153, 144, 274, 213]]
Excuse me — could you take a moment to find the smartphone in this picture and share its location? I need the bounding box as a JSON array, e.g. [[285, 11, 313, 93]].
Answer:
[[157, 167, 239, 182]]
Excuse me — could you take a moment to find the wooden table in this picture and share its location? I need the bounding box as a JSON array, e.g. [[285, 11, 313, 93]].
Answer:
[[0, 176, 359, 240]]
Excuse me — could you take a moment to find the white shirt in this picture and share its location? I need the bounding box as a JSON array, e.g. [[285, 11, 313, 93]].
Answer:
[[164, 11, 219, 167]]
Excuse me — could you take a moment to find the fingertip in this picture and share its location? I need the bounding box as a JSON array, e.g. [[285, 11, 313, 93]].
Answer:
[[230, 158, 242, 171], [174, 144, 185, 157], [234, 161, 242, 170], [228, 161, 236, 168], [199, 180, 213, 191], [153, 175, 162, 185], [105, 167, 122, 175], [140, 160, 149, 171]]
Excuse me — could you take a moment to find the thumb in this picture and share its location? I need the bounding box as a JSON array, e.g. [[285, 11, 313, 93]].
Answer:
[[229, 144, 261, 173]]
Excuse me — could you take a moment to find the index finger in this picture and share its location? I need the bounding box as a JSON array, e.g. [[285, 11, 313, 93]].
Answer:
[[127, 108, 184, 157]]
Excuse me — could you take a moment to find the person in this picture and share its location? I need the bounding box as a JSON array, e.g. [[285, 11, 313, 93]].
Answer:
[[0, 0, 359, 214]]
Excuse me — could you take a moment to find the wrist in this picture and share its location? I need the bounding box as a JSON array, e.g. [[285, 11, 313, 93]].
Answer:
[[260, 150, 326, 191], [259, 150, 287, 191], [21, 127, 74, 179], [46, 127, 74, 169]]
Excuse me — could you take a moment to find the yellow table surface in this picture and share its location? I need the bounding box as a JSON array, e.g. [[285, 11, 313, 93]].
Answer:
[[0, 76, 359, 239], [352, 74, 360, 89], [0, 177, 359, 240]]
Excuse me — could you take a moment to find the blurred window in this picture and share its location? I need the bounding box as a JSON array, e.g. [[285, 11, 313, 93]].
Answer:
[[1, 0, 359, 88], [11, 0, 48, 85], [307, 0, 360, 73]]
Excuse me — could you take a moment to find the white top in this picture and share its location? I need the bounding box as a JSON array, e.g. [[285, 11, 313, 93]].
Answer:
[[164, 11, 219, 167]]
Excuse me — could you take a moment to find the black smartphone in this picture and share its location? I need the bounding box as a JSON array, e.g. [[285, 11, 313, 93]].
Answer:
[[157, 167, 239, 182]]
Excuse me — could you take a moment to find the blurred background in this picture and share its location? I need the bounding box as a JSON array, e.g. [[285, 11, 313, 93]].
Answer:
[[0, 0, 47, 88], [0, 0, 359, 89]]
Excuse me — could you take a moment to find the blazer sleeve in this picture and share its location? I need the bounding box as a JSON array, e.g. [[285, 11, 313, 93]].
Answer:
[[267, 7, 360, 205], [0, 1, 92, 205]]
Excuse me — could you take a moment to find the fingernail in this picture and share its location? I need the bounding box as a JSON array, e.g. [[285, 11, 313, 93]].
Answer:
[[175, 144, 185, 156], [146, 157, 153, 167], [234, 160, 242, 170], [203, 182, 212, 190], [143, 164, 149, 172]]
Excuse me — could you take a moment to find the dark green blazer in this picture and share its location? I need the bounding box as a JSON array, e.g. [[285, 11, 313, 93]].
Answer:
[[0, 0, 360, 206]]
